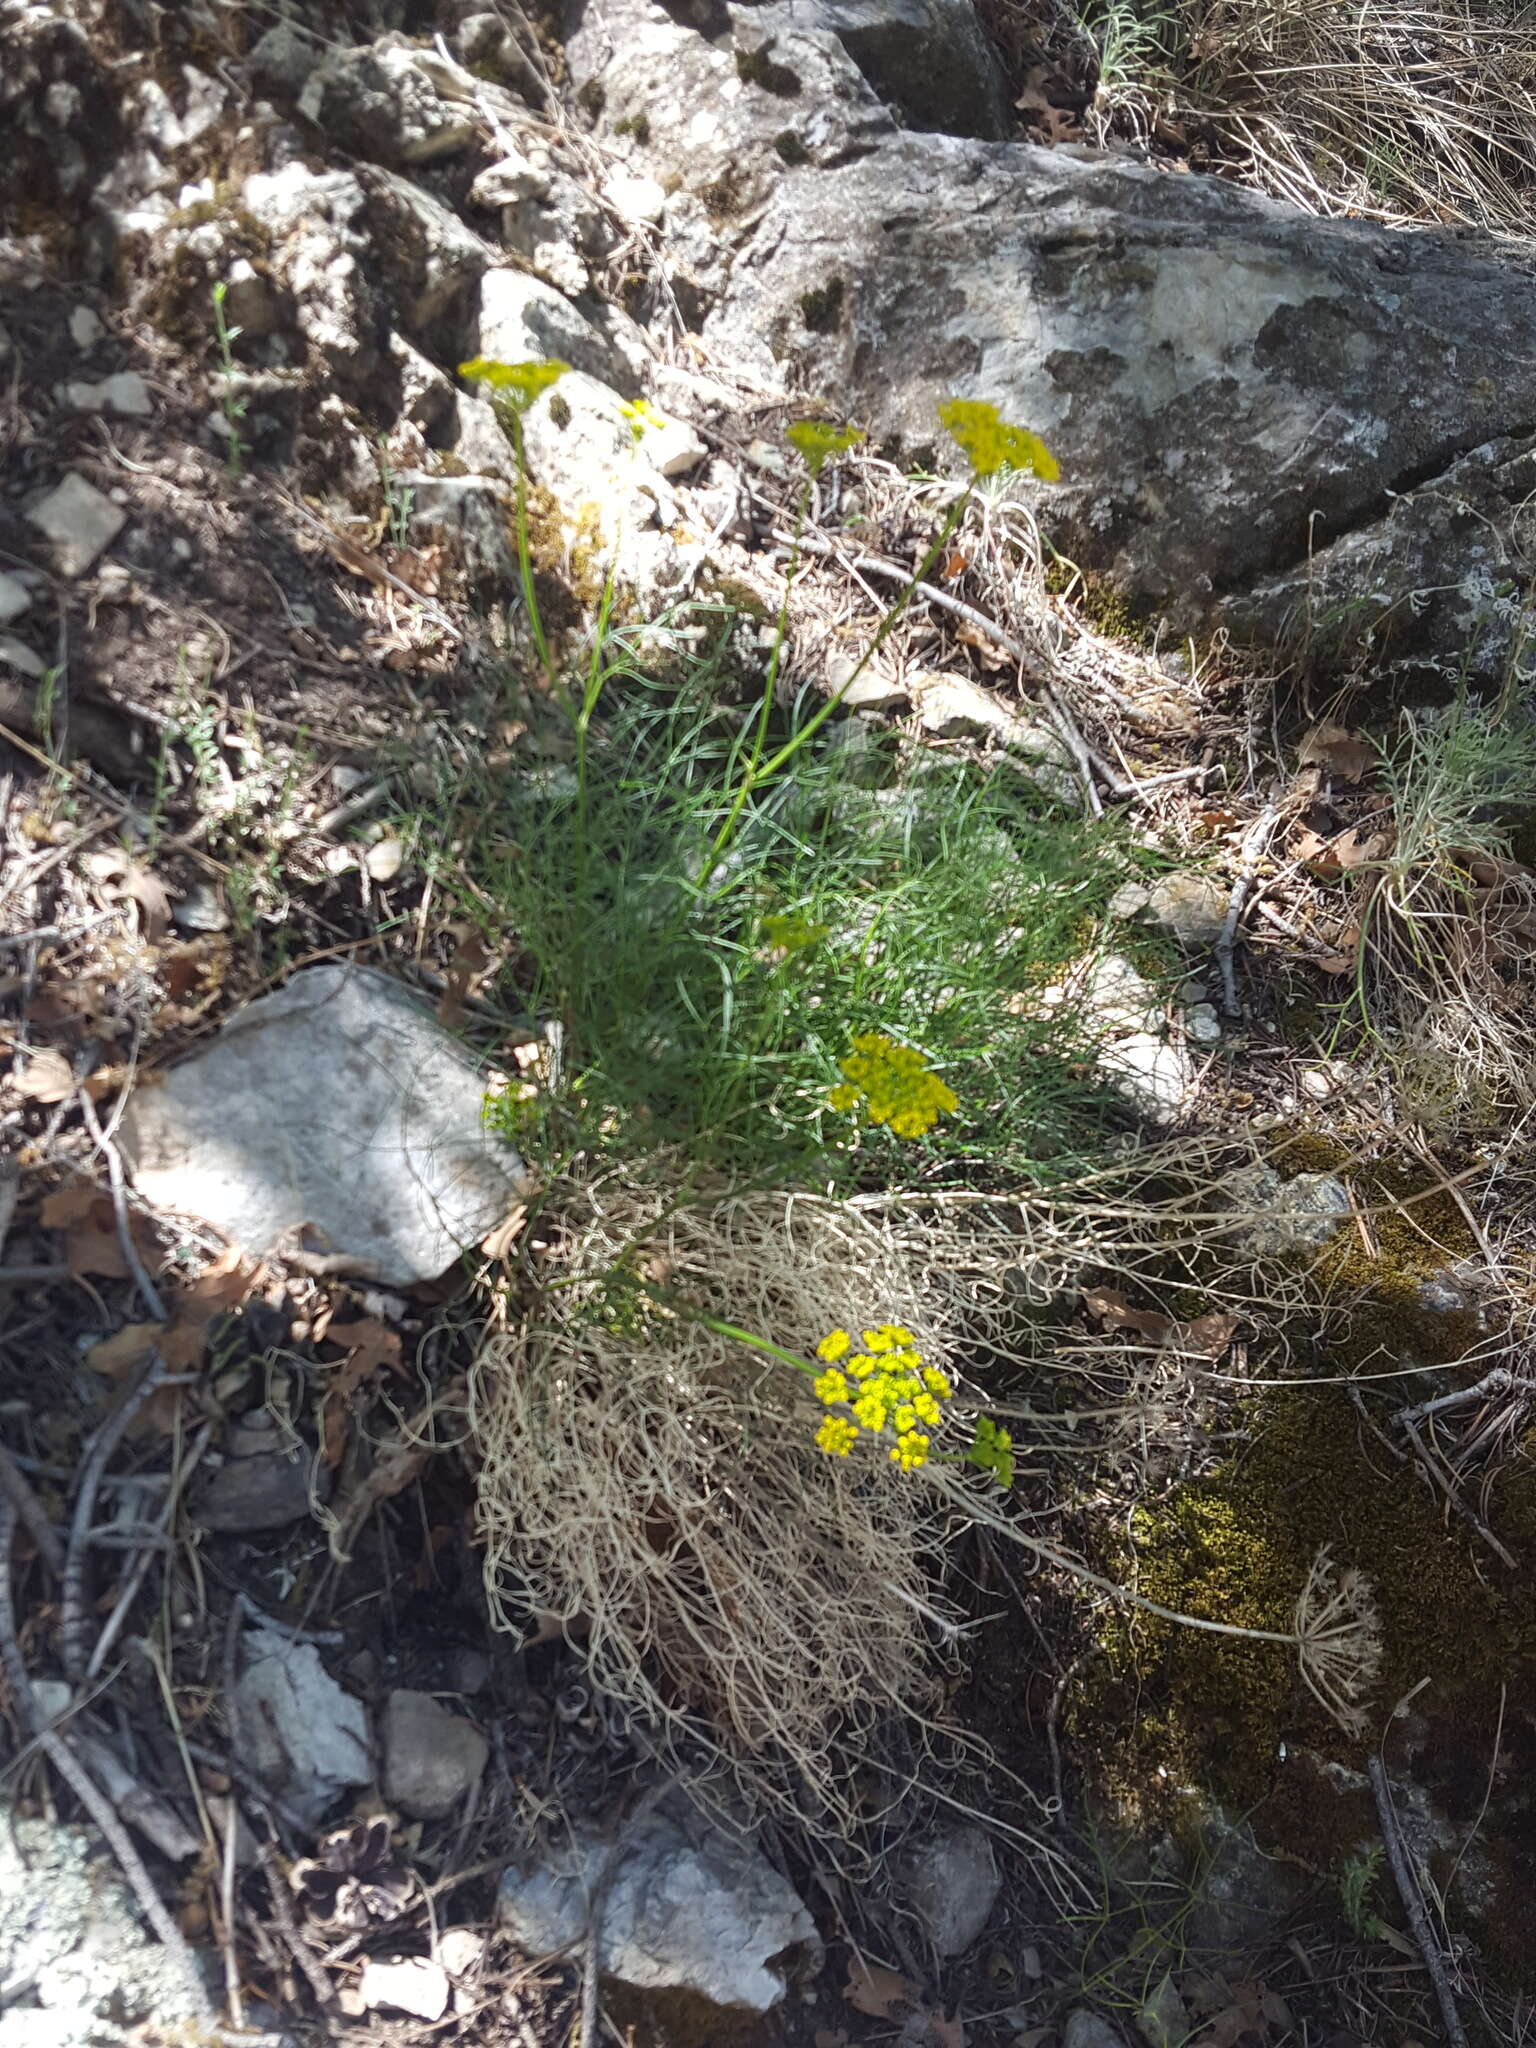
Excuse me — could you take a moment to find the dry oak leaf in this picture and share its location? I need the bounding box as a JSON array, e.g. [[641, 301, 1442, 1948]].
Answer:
[[319, 1317, 404, 1468], [843, 1960, 919, 2019], [1298, 720, 1374, 784], [159, 1249, 261, 1371], [86, 1321, 164, 1379], [1082, 1284, 1171, 1342]]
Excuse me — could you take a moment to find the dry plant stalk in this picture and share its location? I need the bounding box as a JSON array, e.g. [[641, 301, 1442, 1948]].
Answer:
[[470, 1139, 1344, 1838]]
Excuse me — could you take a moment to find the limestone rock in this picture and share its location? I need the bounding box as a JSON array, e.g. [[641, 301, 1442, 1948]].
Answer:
[[0, 1811, 214, 2047], [383, 1691, 489, 1820], [236, 1632, 371, 1827], [59, 370, 152, 416], [475, 268, 640, 396], [1227, 1166, 1351, 1256], [26, 475, 127, 578], [401, 474, 517, 588], [357, 167, 490, 361], [705, 135, 1536, 674], [896, 1822, 1000, 1956], [1064, 2014, 1127, 2048], [498, 1786, 814, 2009], [194, 1441, 325, 1534], [300, 35, 481, 166], [1057, 954, 1194, 1123], [750, 0, 1011, 138], [120, 964, 528, 1286], [0, 572, 31, 625], [1146, 870, 1228, 949]]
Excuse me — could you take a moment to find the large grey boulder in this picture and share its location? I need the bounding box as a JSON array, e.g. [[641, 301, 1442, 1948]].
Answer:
[[121, 964, 528, 1286], [735, 0, 1010, 138], [498, 1786, 815, 2009], [704, 134, 1536, 676]]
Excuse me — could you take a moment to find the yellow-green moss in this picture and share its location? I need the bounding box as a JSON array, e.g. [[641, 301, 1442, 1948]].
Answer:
[[1076, 1383, 1536, 1985]]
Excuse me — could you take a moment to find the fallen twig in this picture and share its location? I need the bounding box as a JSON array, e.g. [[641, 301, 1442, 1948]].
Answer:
[[1394, 1365, 1517, 1431], [257, 1838, 337, 2013], [0, 1441, 64, 1577], [80, 1089, 166, 1321], [1367, 1753, 1469, 2048], [61, 1352, 169, 1684], [0, 1500, 216, 2025], [1216, 801, 1283, 1019]]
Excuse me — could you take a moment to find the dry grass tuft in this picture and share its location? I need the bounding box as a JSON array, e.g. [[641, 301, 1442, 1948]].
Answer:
[[1079, 0, 1536, 235], [469, 1139, 1332, 1842]]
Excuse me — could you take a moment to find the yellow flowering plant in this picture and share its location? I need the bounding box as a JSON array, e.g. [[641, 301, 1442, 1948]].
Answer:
[[938, 397, 1060, 483], [828, 1031, 958, 1139], [459, 356, 570, 413], [785, 419, 864, 478]]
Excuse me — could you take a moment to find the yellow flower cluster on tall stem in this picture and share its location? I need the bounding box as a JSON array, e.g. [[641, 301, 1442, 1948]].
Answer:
[[811, 1325, 954, 1469], [829, 1032, 958, 1139]]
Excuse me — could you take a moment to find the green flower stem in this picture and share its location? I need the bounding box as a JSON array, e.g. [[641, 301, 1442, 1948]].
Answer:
[[708, 488, 811, 868], [638, 1283, 819, 1379], [506, 408, 560, 696]]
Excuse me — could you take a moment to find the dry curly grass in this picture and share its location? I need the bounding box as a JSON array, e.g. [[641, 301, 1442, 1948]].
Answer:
[[468, 1139, 1344, 1841]]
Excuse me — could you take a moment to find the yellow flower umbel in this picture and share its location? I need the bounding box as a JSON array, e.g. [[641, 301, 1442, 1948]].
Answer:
[[828, 1031, 958, 1139], [786, 419, 864, 478], [810, 1324, 953, 1471], [458, 356, 570, 413], [938, 398, 1059, 483]]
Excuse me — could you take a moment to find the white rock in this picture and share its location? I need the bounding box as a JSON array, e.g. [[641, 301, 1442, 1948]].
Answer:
[[0, 572, 31, 625], [120, 963, 529, 1285], [1226, 1166, 1351, 1257], [911, 672, 1073, 793], [59, 372, 153, 417], [358, 1956, 450, 2021], [68, 306, 104, 348], [475, 267, 633, 391], [383, 1691, 488, 1819], [0, 636, 46, 680], [435, 1926, 485, 2011], [365, 837, 405, 882], [172, 881, 229, 934], [0, 1813, 213, 2046], [498, 1787, 814, 2010], [828, 653, 908, 711], [235, 1631, 371, 1827], [1064, 2014, 1127, 2048], [1108, 879, 1152, 918], [642, 409, 709, 479], [602, 167, 667, 227], [26, 475, 127, 578], [1070, 953, 1195, 1122], [1185, 1002, 1222, 1045], [896, 1823, 1000, 1956], [1146, 869, 1228, 948], [470, 151, 550, 207], [1137, 1972, 1192, 2048]]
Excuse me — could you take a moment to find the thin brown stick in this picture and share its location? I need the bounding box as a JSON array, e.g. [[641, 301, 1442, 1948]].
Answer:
[[1217, 801, 1283, 1018], [79, 1089, 166, 1321], [0, 1500, 215, 2023], [1367, 1753, 1469, 2048], [61, 1353, 169, 1684], [0, 1441, 64, 1577], [218, 1799, 245, 2028]]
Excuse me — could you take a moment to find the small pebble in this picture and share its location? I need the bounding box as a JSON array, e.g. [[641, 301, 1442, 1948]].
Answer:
[[69, 306, 104, 348]]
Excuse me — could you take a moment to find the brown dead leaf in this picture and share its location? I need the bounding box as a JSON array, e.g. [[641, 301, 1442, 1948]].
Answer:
[[62, 1200, 136, 1279], [1298, 719, 1374, 784], [437, 925, 495, 1028], [86, 1322, 164, 1378], [9, 1044, 76, 1103], [319, 1316, 403, 1469], [41, 1181, 97, 1228], [159, 1250, 261, 1371], [1012, 2031, 1055, 2048], [813, 2032, 849, 2048], [1172, 1311, 1240, 1359], [843, 1959, 918, 2020], [954, 619, 1010, 671], [929, 2014, 967, 2048], [127, 864, 171, 943], [1082, 1285, 1171, 1342]]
